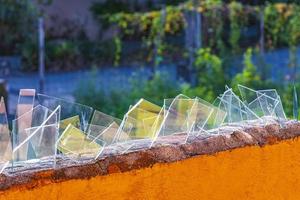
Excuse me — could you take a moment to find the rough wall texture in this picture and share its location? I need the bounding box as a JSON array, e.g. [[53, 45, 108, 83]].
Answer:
[[1, 122, 300, 199]]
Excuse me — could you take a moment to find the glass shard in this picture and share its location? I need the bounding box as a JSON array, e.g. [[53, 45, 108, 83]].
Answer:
[[14, 89, 35, 161], [155, 94, 198, 145], [0, 97, 12, 173], [190, 98, 225, 136], [57, 124, 105, 159], [115, 99, 163, 152], [218, 88, 261, 124], [88, 110, 124, 145], [37, 94, 93, 133], [238, 85, 287, 123], [12, 105, 60, 170]]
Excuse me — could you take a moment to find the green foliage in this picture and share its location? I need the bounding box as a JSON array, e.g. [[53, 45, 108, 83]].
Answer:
[[0, 0, 39, 70], [49, 41, 79, 59], [229, 2, 243, 54], [231, 48, 263, 92], [286, 5, 300, 46], [108, 6, 185, 38], [114, 37, 122, 66], [203, 3, 226, 56], [194, 48, 225, 95], [264, 3, 289, 48], [293, 85, 298, 119], [90, 0, 186, 16], [279, 83, 300, 118], [286, 5, 300, 79], [130, 72, 181, 105], [74, 71, 181, 118], [181, 48, 225, 102], [90, 0, 130, 16]]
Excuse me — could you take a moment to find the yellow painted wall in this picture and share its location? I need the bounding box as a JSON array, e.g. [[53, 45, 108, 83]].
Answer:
[[2, 137, 300, 200]]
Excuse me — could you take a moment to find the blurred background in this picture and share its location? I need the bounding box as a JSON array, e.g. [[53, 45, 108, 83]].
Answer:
[[1, 0, 300, 119]]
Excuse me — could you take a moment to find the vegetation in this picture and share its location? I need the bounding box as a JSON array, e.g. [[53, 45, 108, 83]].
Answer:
[[1, 1, 300, 118], [74, 70, 181, 119], [75, 46, 297, 118]]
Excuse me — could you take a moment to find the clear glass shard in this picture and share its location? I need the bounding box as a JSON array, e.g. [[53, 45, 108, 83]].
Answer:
[[202, 98, 227, 132], [257, 89, 286, 121], [87, 110, 124, 145], [37, 94, 93, 133], [88, 123, 120, 145], [17, 89, 35, 117], [12, 105, 60, 170], [219, 88, 261, 124], [26, 124, 58, 159], [14, 89, 36, 161], [190, 98, 224, 136], [238, 84, 287, 123], [0, 97, 12, 173]]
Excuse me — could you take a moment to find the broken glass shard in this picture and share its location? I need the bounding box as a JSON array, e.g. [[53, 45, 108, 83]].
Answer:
[[0, 97, 12, 173], [14, 89, 35, 162], [115, 99, 163, 152], [57, 124, 105, 159], [238, 85, 286, 123], [218, 88, 261, 124], [155, 94, 198, 145], [37, 94, 93, 133], [87, 110, 124, 145], [11, 105, 60, 170]]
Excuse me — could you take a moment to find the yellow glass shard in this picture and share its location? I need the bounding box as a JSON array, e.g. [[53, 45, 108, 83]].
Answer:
[[120, 99, 163, 140], [159, 95, 197, 137], [58, 124, 101, 157], [60, 115, 80, 131], [147, 106, 165, 143]]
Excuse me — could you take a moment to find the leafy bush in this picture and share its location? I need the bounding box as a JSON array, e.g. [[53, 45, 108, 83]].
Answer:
[[182, 48, 225, 102], [231, 48, 263, 92], [74, 70, 182, 118], [0, 0, 39, 70]]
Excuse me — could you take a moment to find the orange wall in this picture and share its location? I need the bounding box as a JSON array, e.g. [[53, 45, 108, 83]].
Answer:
[[1, 137, 300, 200]]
